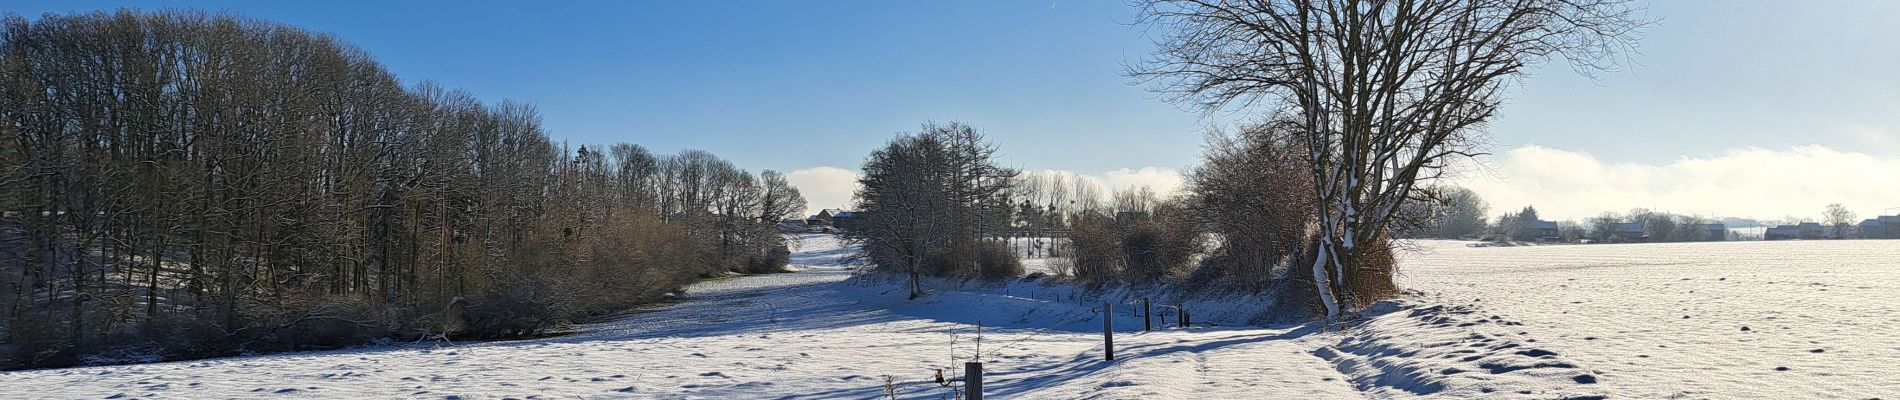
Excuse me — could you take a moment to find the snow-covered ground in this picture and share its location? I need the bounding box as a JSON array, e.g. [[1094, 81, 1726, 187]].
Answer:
[[2, 235, 1894, 399], [1396, 239, 1900, 399]]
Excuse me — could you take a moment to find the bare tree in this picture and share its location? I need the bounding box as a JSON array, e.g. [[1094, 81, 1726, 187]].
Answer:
[[757, 170, 807, 224], [1133, 0, 1647, 318], [1823, 203, 1856, 239], [853, 133, 956, 299]]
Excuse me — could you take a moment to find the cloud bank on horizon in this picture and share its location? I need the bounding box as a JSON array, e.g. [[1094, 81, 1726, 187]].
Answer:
[[783, 166, 1189, 217], [1455, 144, 1900, 222], [785, 144, 1900, 222]]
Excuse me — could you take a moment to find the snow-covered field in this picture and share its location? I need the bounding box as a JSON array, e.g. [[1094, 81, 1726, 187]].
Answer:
[[1396, 240, 1900, 399], [1, 235, 1894, 399]]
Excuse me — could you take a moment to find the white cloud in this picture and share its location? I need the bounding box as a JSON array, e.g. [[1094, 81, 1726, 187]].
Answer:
[[1019, 167, 1186, 197], [1104, 167, 1187, 196], [1454, 144, 1900, 221], [784, 165, 1187, 217], [784, 166, 860, 217]]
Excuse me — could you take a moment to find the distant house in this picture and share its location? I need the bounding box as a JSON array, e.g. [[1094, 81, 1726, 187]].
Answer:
[[1611, 222, 1646, 242], [1797, 222, 1827, 239], [1524, 220, 1560, 241], [1857, 218, 1882, 239], [1879, 215, 1900, 239], [1764, 225, 1798, 240], [807, 208, 857, 230], [1767, 222, 1829, 240], [1859, 215, 1900, 239], [1699, 223, 1727, 241]]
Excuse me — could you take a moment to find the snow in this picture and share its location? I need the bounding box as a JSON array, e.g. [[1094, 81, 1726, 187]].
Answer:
[[1396, 239, 1900, 398], [1, 235, 1894, 399]]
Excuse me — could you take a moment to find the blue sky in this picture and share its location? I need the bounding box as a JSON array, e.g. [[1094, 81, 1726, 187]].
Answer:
[[12, 0, 1205, 175], [10, 1, 1900, 219]]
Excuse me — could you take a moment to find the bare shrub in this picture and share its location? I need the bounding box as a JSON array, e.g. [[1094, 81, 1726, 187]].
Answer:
[[971, 241, 1024, 281], [1185, 124, 1315, 291], [1120, 201, 1205, 283], [1066, 214, 1123, 283], [1345, 235, 1399, 303], [922, 241, 1024, 281]]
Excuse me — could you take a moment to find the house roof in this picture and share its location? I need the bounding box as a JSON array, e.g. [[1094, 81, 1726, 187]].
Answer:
[[1612, 222, 1644, 233], [1860, 219, 1882, 227], [1527, 220, 1559, 230]]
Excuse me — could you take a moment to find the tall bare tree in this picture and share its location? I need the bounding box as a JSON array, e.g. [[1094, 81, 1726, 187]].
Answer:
[[1133, 0, 1647, 317], [757, 170, 807, 224], [1823, 203, 1856, 239]]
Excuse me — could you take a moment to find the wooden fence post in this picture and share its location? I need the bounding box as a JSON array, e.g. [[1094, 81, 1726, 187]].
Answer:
[[965, 362, 983, 400], [1143, 298, 1151, 332], [1103, 302, 1114, 361]]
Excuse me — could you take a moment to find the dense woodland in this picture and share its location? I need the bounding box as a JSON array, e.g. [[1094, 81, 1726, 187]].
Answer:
[[0, 10, 802, 369]]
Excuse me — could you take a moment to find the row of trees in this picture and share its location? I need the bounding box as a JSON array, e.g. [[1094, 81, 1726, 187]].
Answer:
[[851, 123, 1021, 298], [851, 120, 1341, 317], [1396, 186, 1490, 240], [0, 10, 801, 369], [1487, 207, 1722, 243], [1585, 209, 1720, 242]]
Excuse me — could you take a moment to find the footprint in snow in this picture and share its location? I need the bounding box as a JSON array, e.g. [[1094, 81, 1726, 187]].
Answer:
[[700, 371, 729, 378], [1517, 349, 1558, 358]]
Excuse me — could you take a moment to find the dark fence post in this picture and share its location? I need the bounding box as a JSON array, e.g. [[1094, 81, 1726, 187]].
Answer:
[[965, 362, 983, 400], [1103, 302, 1114, 361], [1177, 304, 1187, 328], [1143, 298, 1151, 332]]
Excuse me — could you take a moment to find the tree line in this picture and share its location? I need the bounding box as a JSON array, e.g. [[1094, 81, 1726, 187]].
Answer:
[[847, 0, 1644, 320], [849, 120, 1351, 317], [851, 122, 1021, 299], [0, 10, 802, 369]]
